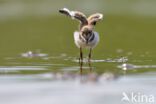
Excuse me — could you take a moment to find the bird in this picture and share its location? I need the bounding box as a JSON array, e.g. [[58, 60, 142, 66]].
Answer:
[[59, 8, 103, 66]]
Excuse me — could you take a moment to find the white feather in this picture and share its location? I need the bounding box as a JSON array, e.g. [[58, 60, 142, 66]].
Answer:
[[70, 11, 75, 19], [74, 31, 99, 49], [99, 14, 103, 20], [62, 8, 70, 13], [62, 8, 75, 19]]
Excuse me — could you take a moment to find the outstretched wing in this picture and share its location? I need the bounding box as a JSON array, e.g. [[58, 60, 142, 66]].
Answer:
[[59, 8, 72, 17], [72, 11, 88, 24], [59, 8, 88, 25], [74, 31, 81, 48], [87, 13, 103, 25]]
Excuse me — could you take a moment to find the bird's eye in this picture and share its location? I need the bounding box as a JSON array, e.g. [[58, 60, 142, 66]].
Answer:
[[88, 31, 91, 34], [93, 22, 96, 25], [83, 32, 87, 35]]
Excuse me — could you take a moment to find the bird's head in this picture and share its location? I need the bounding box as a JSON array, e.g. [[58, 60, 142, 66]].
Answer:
[[80, 26, 93, 43]]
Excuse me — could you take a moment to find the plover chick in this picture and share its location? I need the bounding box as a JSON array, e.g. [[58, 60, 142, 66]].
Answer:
[[59, 8, 103, 64]]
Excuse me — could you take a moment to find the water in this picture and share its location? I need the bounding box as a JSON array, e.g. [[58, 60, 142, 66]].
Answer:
[[0, 0, 156, 104]]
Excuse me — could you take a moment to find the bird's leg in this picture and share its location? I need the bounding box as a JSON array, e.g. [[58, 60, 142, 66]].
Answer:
[[88, 48, 92, 71], [88, 48, 92, 62], [79, 47, 83, 74], [80, 48, 83, 64], [79, 47, 83, 63], [80, 62, 83, 75]]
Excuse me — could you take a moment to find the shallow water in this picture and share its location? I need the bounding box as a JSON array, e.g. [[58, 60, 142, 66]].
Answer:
[[0, 0, 156, 104], [0, 53, 156, 104]]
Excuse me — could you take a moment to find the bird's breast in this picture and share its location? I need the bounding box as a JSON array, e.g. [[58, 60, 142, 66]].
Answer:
[[74, 31, 99, 48]]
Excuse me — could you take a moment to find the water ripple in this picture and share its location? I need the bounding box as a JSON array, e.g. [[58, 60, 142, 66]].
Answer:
[[0, 66, 48, 73], [73, 57, 128, 63], [20, 51, 48, 58], [118, 63, 156, 70]]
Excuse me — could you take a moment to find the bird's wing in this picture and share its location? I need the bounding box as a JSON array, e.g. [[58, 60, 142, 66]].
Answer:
[[73, 31, 81, 48], [87, 13, 103, 25], [74, 31, 79, 39], [72, 11, 88, 24], [59, 8, 72, 17], [59, 8, 88, 25]]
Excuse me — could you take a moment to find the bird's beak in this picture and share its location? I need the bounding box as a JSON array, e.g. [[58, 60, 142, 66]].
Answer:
[[83, 34, 89, 44], [86, 40, 89, 44]]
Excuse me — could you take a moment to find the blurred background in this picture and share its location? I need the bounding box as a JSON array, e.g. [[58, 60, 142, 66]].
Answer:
[[0, 0, 156, 104], [0, 0, 156, 57]]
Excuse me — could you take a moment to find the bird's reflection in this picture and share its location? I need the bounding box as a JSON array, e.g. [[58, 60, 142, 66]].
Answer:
[[79, 60, 92, 75]]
